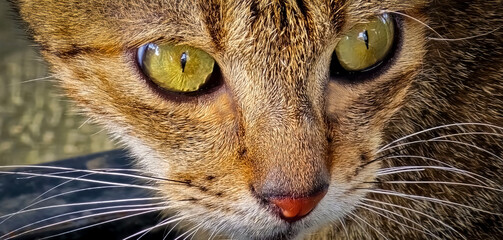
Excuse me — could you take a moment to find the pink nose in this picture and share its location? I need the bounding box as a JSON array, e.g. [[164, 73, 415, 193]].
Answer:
[[270, 190, 327, 222]]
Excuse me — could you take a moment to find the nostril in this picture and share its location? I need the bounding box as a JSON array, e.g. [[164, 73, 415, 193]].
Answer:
[[269, 189, 327, 222]]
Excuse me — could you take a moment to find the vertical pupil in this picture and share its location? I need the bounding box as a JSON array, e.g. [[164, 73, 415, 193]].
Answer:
[[358, 30, 370, 49], [180, 52, 188, 73], [363, 30, 369, 49]]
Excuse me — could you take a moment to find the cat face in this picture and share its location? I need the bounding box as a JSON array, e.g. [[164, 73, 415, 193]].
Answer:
[[12, 0, 503, 239]]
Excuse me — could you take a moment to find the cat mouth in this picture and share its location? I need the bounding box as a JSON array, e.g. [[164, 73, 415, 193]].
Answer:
[[262, 216, 322, 240], [257, 226, 299, 240]]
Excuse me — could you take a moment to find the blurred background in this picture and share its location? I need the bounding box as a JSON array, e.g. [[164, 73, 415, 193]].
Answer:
[[0, 1, 114, 165]]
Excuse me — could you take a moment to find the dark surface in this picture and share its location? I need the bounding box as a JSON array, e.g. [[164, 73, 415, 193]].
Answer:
[[0, 150, 178, 240]]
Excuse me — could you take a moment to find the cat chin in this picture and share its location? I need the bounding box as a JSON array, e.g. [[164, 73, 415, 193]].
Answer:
[[218, 219, 331, 240]]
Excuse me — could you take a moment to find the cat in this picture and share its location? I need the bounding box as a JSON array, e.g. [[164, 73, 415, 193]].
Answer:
[[5, 0, 503, 239]]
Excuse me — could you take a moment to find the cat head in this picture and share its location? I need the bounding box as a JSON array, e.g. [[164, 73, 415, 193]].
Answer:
[[11, 0, 502, 239]]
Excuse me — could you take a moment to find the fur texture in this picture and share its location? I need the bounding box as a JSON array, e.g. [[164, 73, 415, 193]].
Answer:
[[10, 0, 503, 239]]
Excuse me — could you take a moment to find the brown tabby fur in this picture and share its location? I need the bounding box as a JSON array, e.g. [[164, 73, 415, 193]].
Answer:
[[9, 0, 503, 239]]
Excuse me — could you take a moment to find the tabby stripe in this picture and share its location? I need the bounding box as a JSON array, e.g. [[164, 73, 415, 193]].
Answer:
[[330, 0, 346, 33], [295, 0, 308, 18], [50, 44, 97, 58], [199, 0, 226, 51], [277, 1, 289, 30], [249, 1, 260, 27]]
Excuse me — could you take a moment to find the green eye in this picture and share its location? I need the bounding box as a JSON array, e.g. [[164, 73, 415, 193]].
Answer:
[[138, 43, 215, 93], [334, 14, 395, 72]]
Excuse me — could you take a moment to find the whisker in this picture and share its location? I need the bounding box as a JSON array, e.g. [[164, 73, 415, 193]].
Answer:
[[164, 218, 186, 240], [361, 198, 464, 238], [377, 123, 503, 153], [382, 11, 501, 42], [365, 189, 500, 216], [378, 155, 496, 186], [378, 165, 455, 174], [208, 221, 226, 240], [91, 128, 106, 136], [17, 76, 55, 85], [136, 218, 173, 240], [185, 223, 204, 240], [0, 170, 160, 190], [376, 165, 497, 187], [78, 118, 93, 129], [40, 208, 167, 240], [15, 169, 89, 180], [339, 218, 350, 239], [175, 222, 205, 240], [0, 197, 164, 220], [383, 139, 503, 162], [357, 203, 442, 240], [377, 166, 427, 175], [0, 165, 189, 184], [0, 172, 98, 225], [15, 186, 126, 213], [381, 10, 443, 38], [3, 207, 167, 240], [359, 147, 416, 169], [123, 214, 189, 240], [428, 27, 501, 41], [430, 131, 503, 141], [93, 168, 189, 183], [347, 212, 389, 240], [3, 203, 165, 239], [372, 181, 503, 192]]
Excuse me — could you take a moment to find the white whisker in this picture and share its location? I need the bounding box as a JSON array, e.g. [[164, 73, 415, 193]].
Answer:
[[362, 198, 464, 238], [380, 155, 496, 186], [347, 212, 389, 240], [3, 207, 167, 240], [0, 171, 159, 190], [17, 76, 55, 84], [123, 214, 191, 240], [3, 203, 165, 239], [164, 217, 186, 240], [338, 218, 350, 239], [357, 203, 442, 240], [381, 10, 443, 38], [376, 181, 503, 192], [175, 222, 204, 240], [377, 166, 427, 175], [430, 131, 503, 141], [376, 165, 496, 187], [187, 223, 204, 240], [14, 186, 126, 214], [0, 172, 100, 225], [0, 165, 185, 184], [0, 197, 164, 220], [428, 27, 501, 41], [377, 123, 503, 153], [78, 118, 93, 129], [0, 170, 159, 190], [383, 139, 503, 162], [366, 189, 500, 216], [208, 221, 226, 240], [40, 208, 167, 240]]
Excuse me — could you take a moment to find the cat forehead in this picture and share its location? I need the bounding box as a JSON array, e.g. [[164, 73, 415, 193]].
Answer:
[[16, 0, 425, 55]]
